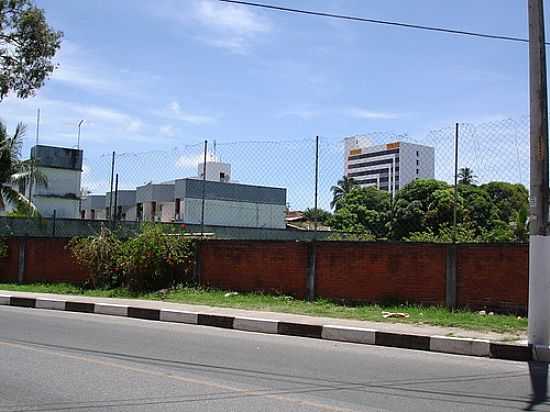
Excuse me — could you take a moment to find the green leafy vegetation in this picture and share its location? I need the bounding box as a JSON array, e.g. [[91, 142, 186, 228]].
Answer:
[[0, 121, 47, 214], [68, 224, 195, 292], [0, 0, 63, 100], [0, 238, 7, 258], [0, 283, 527, 334], [329, 174, 529, 243]]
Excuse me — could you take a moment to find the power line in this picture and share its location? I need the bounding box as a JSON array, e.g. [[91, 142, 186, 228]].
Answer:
[[217, 0, 548, 45]]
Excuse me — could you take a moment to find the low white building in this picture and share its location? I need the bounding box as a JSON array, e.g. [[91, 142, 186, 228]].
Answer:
[[174, 179, 286, 229], [344, 139, 435, 196], [8, 145, 83, 218], [135, 182, 175, 222], [105, 190, 137, 221], [80, 195, 106, 220]]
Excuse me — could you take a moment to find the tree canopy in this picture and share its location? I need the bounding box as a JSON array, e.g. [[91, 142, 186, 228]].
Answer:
[[0, 0, 63, 100], [329, 176, 529, 243]]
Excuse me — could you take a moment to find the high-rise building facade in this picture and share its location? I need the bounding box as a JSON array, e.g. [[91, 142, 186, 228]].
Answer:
[[344, 139, 435, 196]]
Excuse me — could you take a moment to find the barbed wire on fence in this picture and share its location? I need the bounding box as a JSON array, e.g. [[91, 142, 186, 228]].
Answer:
[[71, 115, 532, 243]]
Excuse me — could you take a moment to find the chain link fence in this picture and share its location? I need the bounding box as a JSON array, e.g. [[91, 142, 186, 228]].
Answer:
[[4, 116, 530, 242]]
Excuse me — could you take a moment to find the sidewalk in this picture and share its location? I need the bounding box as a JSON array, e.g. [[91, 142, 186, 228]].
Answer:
[[0, 289, 525, 344]]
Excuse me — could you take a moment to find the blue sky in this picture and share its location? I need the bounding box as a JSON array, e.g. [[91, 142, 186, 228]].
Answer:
[[0, 0, 538, 208]]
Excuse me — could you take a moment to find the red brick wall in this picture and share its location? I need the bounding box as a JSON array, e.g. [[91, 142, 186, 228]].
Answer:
[[0, 239, 20, 282], [316, 242, 447, 305], [199, 240, 308, 298], [456, 244, 528, 313], [0, 238, 88, 284]]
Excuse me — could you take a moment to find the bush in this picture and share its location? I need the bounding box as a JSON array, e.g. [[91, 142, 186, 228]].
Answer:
[[68, 227, 122, 288], [68, 224, 195, 292], [119, 224, 195, 292]]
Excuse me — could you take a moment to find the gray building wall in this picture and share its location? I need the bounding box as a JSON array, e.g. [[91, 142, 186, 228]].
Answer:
[[136, 183, 175, 203], [175, 179, 286, 204]]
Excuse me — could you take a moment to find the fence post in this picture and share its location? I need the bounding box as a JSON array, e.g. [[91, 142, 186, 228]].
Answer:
[[52, 210, 57, 237], [306, 242, 316, 301], [313, 136, 319, 235], [17, 239, 26, 284], [452, 123, 459, 243], [446, 244, 457, 309], [200, 140, 208, 237], [109, 151, 116, 222]]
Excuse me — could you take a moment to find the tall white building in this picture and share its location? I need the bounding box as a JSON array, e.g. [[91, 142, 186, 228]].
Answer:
[[344, 139, 435, 196]]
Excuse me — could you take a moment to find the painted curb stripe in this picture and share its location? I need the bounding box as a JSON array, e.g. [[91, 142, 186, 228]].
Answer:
[[197, 314, 234, 329], [10, 297, 36, 308], [490, 343, 532, 361], [321, 325, 376, 345], [375, 332, 430, 351], [65, 301, 95, 313], [127, 307, 160, 321], [278, 322, 323, 338], [94, 303, 128, 317], [0, 294, 533, 362], [160, 310, 198, 324], [233, 317, 279, 334], [35, 299, 66, 311]]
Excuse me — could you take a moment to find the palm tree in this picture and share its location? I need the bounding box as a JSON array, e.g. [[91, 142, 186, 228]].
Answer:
[[330, 176, 357, 209], [458, 167, 477, 185], [0, 121, 47, 214]]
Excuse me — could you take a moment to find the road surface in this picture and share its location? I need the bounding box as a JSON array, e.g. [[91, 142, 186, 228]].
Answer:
[[0, 305, 547, 411]]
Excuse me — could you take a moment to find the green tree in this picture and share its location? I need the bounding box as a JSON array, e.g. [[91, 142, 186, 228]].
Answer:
[[303, 208, 331, 224], [329, 186, 391, 237], [387, 179, 452, 240], [0, 0, 63, 100], [481, 181, 529, 224], [330, 176, 357, 210], [0, 120, 46, 213], [458, 167, 477, 185], [459, 184, 500, 235]]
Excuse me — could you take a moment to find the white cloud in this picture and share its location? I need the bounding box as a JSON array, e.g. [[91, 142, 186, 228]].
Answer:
[[154, 0, 270, 53], [175, 153, 203, 169], [52, 64, 120, 94], [160, 125, 177, 137], [155, 101, 216, 125], [195, 0, 270, 35], [349, 108, 401, 120]]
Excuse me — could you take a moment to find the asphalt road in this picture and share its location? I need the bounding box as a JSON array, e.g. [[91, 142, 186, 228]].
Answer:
[[0, 306, 548, 412]]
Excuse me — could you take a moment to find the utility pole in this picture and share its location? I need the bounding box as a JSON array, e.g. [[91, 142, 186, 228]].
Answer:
[[528, 0, 550, 355]]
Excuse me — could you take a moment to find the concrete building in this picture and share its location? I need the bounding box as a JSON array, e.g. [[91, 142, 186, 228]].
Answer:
[[344, 140, 435, 196], [174, 179, 286, 229], [80, 195, 106, 220], [198, 161, 231, 183], [105, 190, 137, 221], [13, 145, 84, 218], [135, 182, 175, 222]]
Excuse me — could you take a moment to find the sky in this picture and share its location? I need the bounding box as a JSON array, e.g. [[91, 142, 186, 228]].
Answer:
[[0, 0, 538, 208]]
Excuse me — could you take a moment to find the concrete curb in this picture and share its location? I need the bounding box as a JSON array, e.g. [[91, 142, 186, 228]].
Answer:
[[0, 294, 532, 362]]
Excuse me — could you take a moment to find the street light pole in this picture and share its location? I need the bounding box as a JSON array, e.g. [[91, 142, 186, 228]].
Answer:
[[77, 120, 85, 149], [528, 0, 550, 357]]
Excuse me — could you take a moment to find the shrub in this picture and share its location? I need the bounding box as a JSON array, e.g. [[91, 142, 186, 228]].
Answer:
[[118, 224, 195, 292], [68, 227, 122, 289], [69, 224, 195, 292]]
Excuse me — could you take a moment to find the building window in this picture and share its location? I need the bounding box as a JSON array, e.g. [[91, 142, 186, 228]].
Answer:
[[220, 172, 225, 182], [416, 151, 419, 157], [416, 160, 420, 166], [416, 169, 420, 175]]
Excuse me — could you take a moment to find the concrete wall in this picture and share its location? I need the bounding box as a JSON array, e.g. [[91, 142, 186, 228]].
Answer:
[[183, 198, 286, 228]]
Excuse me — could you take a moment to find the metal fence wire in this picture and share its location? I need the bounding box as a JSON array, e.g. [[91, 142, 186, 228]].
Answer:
[[13, 115, 529, 242]]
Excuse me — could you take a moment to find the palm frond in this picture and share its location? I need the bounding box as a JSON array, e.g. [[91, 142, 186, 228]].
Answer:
[[0, 186, 37, 214]]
